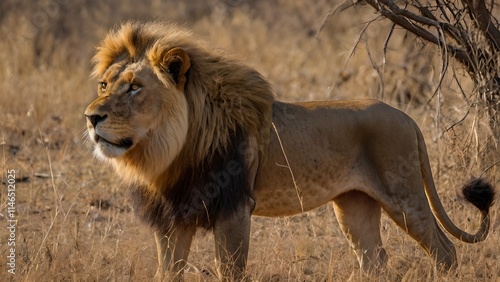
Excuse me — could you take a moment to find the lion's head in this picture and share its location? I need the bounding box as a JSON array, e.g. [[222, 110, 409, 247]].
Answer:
[[85, 21, 274, 190]]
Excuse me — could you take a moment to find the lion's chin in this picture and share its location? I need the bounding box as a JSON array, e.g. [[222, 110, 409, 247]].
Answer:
[[93, 136, 133, 159]]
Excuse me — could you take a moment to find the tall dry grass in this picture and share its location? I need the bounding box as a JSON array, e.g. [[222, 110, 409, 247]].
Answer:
[[0, 0, 498, 281]]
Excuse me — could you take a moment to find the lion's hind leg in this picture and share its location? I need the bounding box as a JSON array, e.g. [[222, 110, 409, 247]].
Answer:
[[333, 190, 388, 274], [381, 198, 457, 271]]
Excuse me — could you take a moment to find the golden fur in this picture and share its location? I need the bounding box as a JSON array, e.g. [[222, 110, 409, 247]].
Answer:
[[88, 22, 273, 189], [85, 21, 494, 280]]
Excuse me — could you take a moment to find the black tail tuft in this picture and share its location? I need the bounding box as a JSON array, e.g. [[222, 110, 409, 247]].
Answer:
[[462, 178, 495, 212]]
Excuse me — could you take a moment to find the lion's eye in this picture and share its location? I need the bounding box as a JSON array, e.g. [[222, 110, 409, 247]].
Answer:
[[100, 82, 107, 91], [128, 84, 141, 94]]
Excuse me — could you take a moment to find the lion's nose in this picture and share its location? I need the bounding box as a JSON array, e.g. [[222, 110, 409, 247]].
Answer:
[[85, 114, 108, 128]]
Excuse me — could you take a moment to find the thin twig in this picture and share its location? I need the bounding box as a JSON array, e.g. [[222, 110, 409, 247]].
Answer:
[[344, 20, 375, 68], [443, 108, 471, 133], [316, 0, 354, 39], [479, 160, 500, 177], [382, 23, 396, 67], [365, 41, 385, 99]]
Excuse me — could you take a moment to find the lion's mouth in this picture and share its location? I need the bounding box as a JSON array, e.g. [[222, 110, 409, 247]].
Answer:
[[95, 134, 133, 149]]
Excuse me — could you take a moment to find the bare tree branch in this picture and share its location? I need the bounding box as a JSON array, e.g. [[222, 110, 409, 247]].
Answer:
[[358, 0, 500, 140], [462, 0, 500, 52], [363, 0, 473, 71]]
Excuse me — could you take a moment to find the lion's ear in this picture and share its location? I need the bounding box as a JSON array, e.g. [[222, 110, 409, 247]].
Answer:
[[161, 47, 191, 90]]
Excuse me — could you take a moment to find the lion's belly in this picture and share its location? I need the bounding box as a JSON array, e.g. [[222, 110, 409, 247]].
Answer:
[[252, 178, 337, 216], [252, 150, 365, 216]]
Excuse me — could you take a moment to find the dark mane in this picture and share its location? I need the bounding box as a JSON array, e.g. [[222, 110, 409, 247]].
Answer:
[[94, 21, 273, 234], [131, 129, 253, 232]]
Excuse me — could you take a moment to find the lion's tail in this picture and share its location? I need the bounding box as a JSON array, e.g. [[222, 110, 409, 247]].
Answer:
[[415, 124, 495, 243]]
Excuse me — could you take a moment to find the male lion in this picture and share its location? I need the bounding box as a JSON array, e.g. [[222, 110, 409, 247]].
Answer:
[[85, 21, 494, 280]]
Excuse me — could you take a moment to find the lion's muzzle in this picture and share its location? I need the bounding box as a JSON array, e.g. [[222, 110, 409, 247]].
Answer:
[[84, 112, 134, 158], [86, 113, 108, 129]]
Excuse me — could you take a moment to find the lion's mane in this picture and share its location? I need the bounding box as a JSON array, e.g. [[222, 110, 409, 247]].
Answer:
[[92, 22, 275, 232]]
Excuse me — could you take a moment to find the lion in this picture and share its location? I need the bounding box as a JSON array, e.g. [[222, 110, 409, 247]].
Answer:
[[84, 21, 495, 280]]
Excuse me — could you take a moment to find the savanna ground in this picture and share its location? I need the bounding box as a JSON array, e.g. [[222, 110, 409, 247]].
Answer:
[[0, 0, 498, 281]]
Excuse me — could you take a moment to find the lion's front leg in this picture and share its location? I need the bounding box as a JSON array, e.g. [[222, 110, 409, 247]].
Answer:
[[154, 226, 196, 281], [213, 201, 253, 281]]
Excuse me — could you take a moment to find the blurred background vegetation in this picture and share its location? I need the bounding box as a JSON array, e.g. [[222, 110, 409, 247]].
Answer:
[[0, 0, 497, 280]]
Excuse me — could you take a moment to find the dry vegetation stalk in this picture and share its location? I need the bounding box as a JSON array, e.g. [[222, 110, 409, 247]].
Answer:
[[272, 122, 304, 212]]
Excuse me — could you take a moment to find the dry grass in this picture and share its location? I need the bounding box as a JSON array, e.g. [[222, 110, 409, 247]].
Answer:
[[0, 0, 498, 281]]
